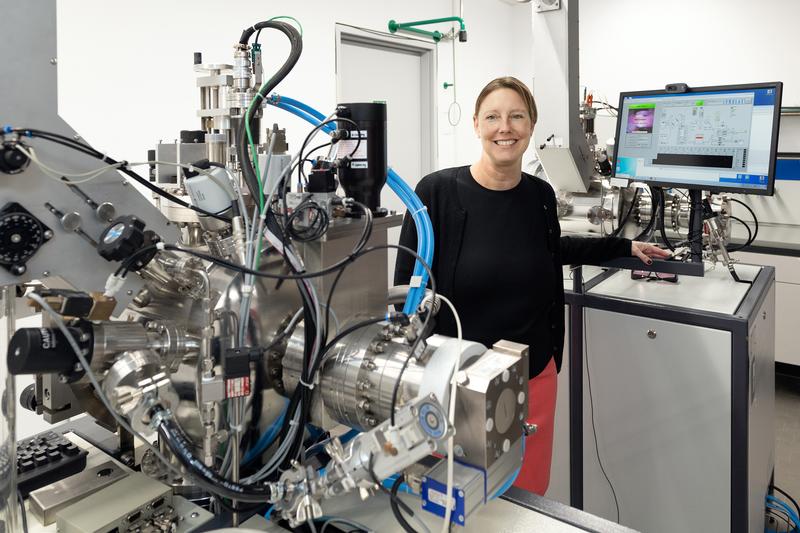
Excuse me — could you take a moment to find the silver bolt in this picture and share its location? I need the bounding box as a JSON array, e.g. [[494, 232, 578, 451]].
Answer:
[[458, 490, 465, 498], [190, 512, 199, 518], [454, 444, 464, 457], [126, 289, 134, 295], [73, 134, 82, 141], [458, 515, 464, 522], [43, 230, 53, 239], [10, 234, 21, 243], [42, 271, 50, 277], [73, 363, 83, 372], [49, 57, 57, 65], [79, 332, 90, 342], [647, 329, 657, 339]]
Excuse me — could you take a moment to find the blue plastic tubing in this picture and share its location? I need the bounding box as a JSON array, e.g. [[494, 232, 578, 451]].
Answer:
[[265, 95, 433, 313]]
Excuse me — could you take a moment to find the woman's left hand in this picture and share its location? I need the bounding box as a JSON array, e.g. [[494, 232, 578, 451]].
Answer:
[[631, 241, 671, 265]]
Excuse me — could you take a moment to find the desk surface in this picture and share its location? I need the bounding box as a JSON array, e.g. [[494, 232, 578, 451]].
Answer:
[[586, 263, 762, 315]]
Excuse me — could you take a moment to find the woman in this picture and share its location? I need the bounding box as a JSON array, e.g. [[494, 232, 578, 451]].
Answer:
[[394, 76, 668, 495]]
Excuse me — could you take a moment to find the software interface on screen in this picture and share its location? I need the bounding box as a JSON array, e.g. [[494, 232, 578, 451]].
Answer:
[[614, 87, 778, 191]]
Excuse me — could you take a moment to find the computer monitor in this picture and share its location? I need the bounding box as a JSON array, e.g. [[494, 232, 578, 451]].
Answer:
[[612, 82, 782, 195]]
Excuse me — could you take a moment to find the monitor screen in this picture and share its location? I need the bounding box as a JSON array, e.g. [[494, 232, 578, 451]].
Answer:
[[612, 83, 782, 195]]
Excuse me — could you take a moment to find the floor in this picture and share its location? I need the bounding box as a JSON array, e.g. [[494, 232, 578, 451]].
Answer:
[[774, 370, 800, 501]]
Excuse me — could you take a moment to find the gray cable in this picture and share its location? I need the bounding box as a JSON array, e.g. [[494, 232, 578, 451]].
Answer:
[[27, 293, 186, 481]]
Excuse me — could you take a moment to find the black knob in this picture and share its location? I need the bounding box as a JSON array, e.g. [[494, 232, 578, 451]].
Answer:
[[458, 30, 467, 42], [194, 52, 202, 65], [97, 215, 146, 263], [19, 384, 38, 412], [0, 142, 30, 174]]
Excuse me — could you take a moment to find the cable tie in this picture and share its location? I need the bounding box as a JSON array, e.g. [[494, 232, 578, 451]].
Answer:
[[241, 284, 254, 296], [409, 275, 423, 288], [24, 130, 32, 137], [411, 205, 428, 216], [288, 419, 300, 427], [2, 126, 12, 134], [155, 242, 166, 251], [298, 377, 315, 390]]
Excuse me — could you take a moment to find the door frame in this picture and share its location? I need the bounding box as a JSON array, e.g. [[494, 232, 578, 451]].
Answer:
[[334, 23, 438, 176]]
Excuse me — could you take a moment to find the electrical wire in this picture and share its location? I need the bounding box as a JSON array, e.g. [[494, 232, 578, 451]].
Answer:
[[657, 188, 676, 252], [9, 129, 231, 222], [432, 294, 461, 533], [390, 475, 420, 533], [583, 318, 620, 523], [729, 198, 759, 247], [726, 216, 753, 252], [773, 485, 800, 519], [17, 490, 28, 533]]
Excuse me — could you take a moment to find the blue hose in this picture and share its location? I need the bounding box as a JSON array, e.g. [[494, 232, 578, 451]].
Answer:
[[264, 96, 434, 314], [269, 101, 335, 135], [269, 94, 327, 122], [489, 437, 525, 500]]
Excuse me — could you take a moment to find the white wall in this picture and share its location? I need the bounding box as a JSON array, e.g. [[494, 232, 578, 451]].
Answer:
[[56, 0, 536, 181], [578, 0, 800, 152]]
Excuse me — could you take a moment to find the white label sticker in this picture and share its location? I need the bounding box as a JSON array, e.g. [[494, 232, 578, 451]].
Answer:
[[338, 130, 368, 161], [427, 488, 456, 510], [350, 161, 368, 169]]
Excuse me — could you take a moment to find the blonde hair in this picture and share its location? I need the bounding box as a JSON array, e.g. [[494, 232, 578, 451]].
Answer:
[[474, 76, 538, 125]]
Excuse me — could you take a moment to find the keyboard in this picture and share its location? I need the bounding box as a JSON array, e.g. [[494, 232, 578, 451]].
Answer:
[[17, 430, 88, 496]]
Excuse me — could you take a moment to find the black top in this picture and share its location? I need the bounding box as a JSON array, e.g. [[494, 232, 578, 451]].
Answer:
[[394, 166, 631, 378]]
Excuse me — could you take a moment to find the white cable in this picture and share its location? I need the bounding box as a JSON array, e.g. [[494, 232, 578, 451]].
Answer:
[[433, 294, 461, 533], [16, 145, 124, 184]]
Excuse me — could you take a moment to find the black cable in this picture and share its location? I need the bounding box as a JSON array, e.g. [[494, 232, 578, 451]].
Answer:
[[726, 216, 753, 252], [583, 319, 621, 523], [214, 495, 267, 514], [657, 188, 676, 251], [729, 198, 759, 246], [366, 453, 415, 518], [610, 187, 639, 237], [17, 490, 29, 533], [236, 21, 303, 208], [633, 186, 657, 242], [295, 118, 360, 190], [390, 475, 419, 533], [14, 129, 231, 222], [154, 407, 274, 503], [772, 485, 800, 519]]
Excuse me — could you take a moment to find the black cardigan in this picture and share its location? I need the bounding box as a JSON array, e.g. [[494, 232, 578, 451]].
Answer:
[[394, 166, 631, 376]]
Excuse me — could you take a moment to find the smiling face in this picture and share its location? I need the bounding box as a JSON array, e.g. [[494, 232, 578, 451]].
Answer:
[[473, 88, 535, 169]]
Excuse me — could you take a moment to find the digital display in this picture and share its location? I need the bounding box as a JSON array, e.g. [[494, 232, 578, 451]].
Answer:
[[612, 83, 782, 195]]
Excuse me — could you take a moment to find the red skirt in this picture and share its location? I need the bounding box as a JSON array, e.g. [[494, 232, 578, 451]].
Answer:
[[513, 356, 557, 495]]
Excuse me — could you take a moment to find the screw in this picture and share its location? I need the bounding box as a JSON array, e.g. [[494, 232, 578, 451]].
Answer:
[[43, 230, 53, 239], [190, 512, 199, 518], [49, 57, 57, 65], [73, 363, 83, 372], [458, 490, 465, 498], [454, 444, 464, 457], [458, 515, 464, 522], [41, 271, 49, 277], [58, 375, 68, 383], [127, 289, 134, 295], [73, 134, 82, 141], [647, 329, 657, 339]]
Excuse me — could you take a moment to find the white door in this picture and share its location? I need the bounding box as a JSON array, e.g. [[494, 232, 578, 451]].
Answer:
[[336, 25, 437, 286]]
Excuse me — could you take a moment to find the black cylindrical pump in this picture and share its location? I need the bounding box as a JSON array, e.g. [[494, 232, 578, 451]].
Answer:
[[335, 102, 387, 212]]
